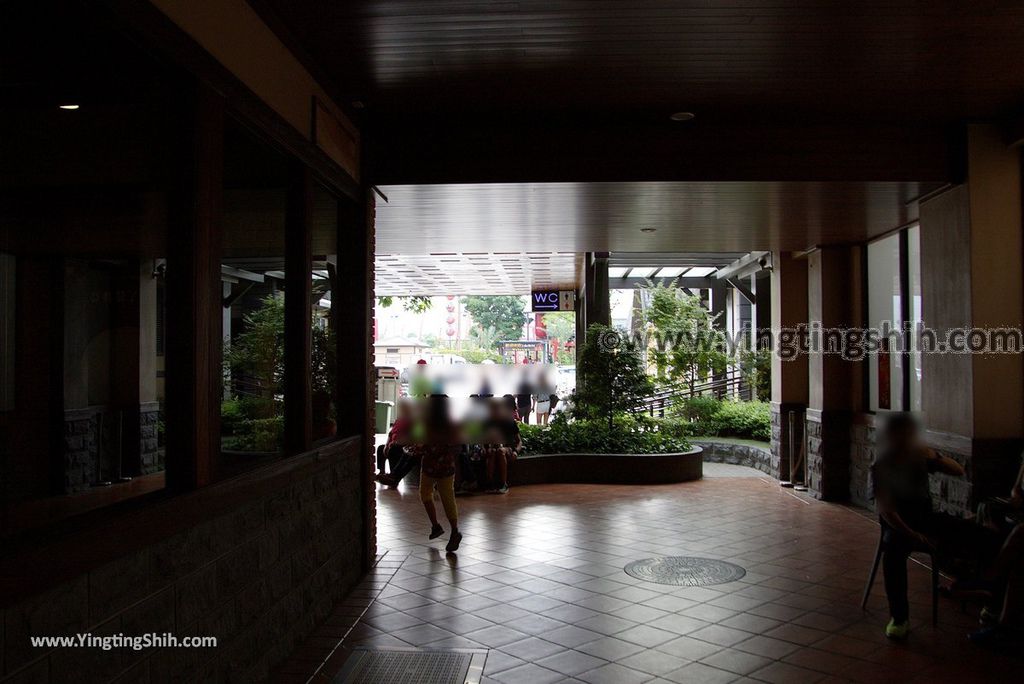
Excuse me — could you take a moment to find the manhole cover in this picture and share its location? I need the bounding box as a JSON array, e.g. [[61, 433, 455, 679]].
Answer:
[[624, 556, 746, 586], [334, 647, 487, 684]]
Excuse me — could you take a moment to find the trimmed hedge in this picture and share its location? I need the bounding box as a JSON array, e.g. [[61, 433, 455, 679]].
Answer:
[[521, 414, 691, 455], [672, 398, 770, 442]]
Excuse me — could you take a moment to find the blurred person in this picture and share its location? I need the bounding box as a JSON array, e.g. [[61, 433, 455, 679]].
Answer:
[[969, 523, 1024, 644], [409, 395, 463, 552], [871, 412, 995, 639], [484, 399, 522, 495], [375, 400, 412, 484], [533, 372, 556, 426], [966, 453, 1024, 644], [502, 394, 520, 422], [515, 378, 533, 424]]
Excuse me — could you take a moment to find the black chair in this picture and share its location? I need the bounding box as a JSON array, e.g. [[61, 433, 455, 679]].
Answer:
[[860, 523, 940, 626]]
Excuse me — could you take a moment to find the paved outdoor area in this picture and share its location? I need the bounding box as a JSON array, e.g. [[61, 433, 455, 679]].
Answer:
[[278, 467, 1018, 683]]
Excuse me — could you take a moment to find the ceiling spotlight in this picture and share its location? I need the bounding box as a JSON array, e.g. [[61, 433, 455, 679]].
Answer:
[[669, 111, 694, 122], [58, 104, 80, 110], [640, 227, 657, 233]]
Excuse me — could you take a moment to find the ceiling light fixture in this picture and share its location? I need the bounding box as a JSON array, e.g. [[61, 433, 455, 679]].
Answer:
[[669, 111, 694, 122], [58, 104, 80, 110], [640, 227, 657, 233]]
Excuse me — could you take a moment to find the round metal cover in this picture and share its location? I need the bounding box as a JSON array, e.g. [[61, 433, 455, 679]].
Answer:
[[624, 556, 746, 586]]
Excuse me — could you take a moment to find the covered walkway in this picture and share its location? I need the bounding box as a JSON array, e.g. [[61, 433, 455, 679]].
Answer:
[[278, 473, 1012, 683]]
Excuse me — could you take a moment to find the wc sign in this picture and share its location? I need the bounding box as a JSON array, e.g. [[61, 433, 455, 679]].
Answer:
[[531, 289, 575, 312]]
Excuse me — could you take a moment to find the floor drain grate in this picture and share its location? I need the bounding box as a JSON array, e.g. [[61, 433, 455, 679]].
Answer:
[[333, 647, 487, 684], [624, 556, 747, 586]]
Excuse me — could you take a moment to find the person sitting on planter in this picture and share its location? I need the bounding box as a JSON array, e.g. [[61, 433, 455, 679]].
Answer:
[[484, 398, 521, 495], [377, 400, 417, 489]]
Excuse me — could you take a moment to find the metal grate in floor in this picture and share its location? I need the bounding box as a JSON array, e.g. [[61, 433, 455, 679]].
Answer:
[[333, 647, 487, 684]]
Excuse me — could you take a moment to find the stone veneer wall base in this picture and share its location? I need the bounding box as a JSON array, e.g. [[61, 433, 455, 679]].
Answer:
[[1, 438, 366, 684]]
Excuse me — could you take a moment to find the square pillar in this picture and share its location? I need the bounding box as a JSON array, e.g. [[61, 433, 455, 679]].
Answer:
[[770, 252, 808, 481], [806, 247, 857, 500]]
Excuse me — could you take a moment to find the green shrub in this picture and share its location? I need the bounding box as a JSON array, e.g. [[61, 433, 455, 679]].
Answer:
[[226, 417, 284, 452], [670, 397, 770, 442], [520, 414, 690, 455], [713, 401, 771, 441]]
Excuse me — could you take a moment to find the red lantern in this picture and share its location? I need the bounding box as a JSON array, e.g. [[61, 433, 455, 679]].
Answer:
[[446, 295, 455, 300], [446, 328, 456, 337], [446, 316, 455, 324]]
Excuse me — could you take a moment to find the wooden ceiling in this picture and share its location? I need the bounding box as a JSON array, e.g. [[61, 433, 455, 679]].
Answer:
[[257, 1, 1021, 184], [261, 0, 1024, 124], [253, 2, 1012, 251], [375, 181, 930, 254]]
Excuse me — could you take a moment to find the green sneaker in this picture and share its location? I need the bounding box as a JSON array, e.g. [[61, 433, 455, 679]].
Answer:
[[885, 618, 909, 640]]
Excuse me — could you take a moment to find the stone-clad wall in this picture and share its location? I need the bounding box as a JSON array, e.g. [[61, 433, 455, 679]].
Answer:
[[63, 408, 101, 494], [848, 420, 876, 509], [139, 402, 162, 475], [848, 416, 974, 517], [805, 410, 850, 502], [695, 440, 773, 476], [1, 438, 365, 684]]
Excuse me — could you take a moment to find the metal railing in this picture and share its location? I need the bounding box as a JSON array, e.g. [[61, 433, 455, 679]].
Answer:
[[641, 369, 751, 417]]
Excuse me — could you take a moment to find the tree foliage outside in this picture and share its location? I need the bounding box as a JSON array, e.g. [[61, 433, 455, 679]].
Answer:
[[642, 281, 729, 392], [376, 295, 433, 313], [462, 295, 528, 342], [738, 345, 771, 401], [542, 312, 577, 364], [572, 323, 654, 429], [222, 294, 336, 451], [468, 324, 500, 351], [541, 312, 575, 342]]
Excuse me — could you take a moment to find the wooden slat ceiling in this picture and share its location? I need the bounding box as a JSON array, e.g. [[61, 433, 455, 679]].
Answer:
[[375, 181, 928, 254], [257, 1, 1005, 252], [262, 0, 1024, 123]]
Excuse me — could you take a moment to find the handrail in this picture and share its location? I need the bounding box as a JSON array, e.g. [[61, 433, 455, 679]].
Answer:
[[639, 371, 752, 416]]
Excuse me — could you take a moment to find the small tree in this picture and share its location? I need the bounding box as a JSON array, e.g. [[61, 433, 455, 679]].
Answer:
[[572, 324, 654, 429], [226, 294, 285, 416], [642, 281, 728, 393], [462, 295, 529, 341]]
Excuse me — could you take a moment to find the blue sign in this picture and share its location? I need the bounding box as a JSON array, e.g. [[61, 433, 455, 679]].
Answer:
[[531, 290, 560, 311]]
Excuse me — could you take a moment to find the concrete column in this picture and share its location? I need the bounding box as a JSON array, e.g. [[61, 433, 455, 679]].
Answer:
[[806, 247, 857, 500], [770, 252, 808, 481]]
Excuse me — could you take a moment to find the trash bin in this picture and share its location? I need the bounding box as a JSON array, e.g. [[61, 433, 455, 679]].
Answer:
[[375, 400, 394, 434]]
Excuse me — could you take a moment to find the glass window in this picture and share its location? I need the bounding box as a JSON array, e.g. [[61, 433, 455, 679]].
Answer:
[[867, 233, 903, 411], [220, 122, 289, 470], [0, 0, 179, 533], [312, 184, 339, 442], [907, 225, 923, 412]]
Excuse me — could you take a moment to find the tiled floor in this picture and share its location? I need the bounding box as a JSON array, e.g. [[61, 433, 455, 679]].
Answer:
[[276, 465, 1019, 683]]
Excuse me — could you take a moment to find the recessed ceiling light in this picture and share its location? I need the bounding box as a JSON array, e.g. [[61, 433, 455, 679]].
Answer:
[[58, 104, 80, 110], [640, 227, 657, 233], [669, 111, 694, 122]]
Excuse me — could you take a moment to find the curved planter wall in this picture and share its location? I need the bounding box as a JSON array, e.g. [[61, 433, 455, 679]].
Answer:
[[694, 439, 773, 476], [510, 448, 703, 486]]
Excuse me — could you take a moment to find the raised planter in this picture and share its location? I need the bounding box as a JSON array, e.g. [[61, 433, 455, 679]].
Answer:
[[509, 447, 703, 486]]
